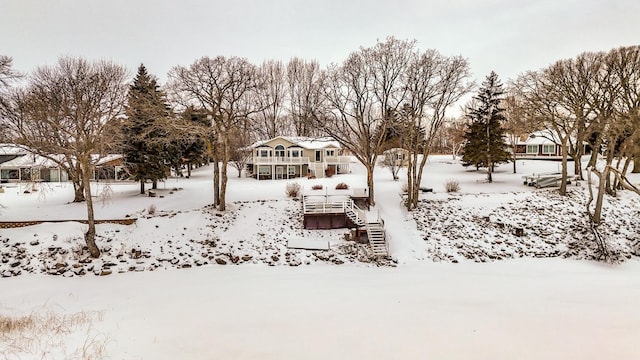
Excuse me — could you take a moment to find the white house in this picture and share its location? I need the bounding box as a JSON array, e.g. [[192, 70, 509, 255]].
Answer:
[[246, 136, 351, 180]]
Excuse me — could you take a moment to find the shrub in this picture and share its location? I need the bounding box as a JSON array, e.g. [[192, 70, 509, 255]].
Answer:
[[445, 179, 460, 193], [335, 182, 349, 190], [148, 204, 157, 215], [285, 182, 302, 197], [311, 184, 323, 190], [401, 182, 409, 193], [325, 166, 335, 178]]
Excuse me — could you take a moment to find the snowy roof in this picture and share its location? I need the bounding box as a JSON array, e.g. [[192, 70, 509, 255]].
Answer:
[[0, 144, 30, 156], [251, 136, 342, 150], [515, 131, 560, 146], [0, 153, 62, 168], [95, 154, 124, 166]]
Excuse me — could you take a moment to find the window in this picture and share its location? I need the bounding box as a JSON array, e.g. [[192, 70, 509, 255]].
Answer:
[[326, 149, 335, 157], [289, 149, 301, 157], [258, 166, 270, 175], [542, 144, 556, 154], [288, 166, 296, 176], [259, 149, 270, 157], [526, 145, 538, 154], [274, 145, 285, 158]]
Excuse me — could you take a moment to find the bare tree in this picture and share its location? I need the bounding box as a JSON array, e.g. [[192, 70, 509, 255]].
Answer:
[[379, 148, 404, 180], [502, 94, 535, 173], [3, 57, 128, 258], [286, 58, 326, 136], [252, 60, 287, 139], [168, 56, 260, 211], [513, 65, 579, 196], [229, 118, 253, 177], [403, 51, 473, 210], [320, 37, 414, 206]]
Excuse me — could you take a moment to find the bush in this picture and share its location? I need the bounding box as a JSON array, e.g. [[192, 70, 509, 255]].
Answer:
[[401, 182, 408, 193], [311, 184, 323, 190], [285, 182, 302, 197], [445, 179, 460, 193], [335, 182, 349, 190], [148, 204, 157, 215], [325, 166, 335, 178]]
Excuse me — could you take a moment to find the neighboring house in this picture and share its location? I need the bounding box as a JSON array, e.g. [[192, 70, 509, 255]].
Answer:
[[0, 145, 129, 183], [93, 154, 130, 181], [511, 131, 591, 159], [246, 136, 351, 180], [0, 146, 67, 183], [382, 148, 410, 167]]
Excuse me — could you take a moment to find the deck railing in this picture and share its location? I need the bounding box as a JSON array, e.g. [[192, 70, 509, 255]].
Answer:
[[253, 156, 310, 164], [324, 156, 351, 164]]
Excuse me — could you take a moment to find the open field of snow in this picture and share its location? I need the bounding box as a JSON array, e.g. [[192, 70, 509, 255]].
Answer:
[[1, 155, 639, 359]]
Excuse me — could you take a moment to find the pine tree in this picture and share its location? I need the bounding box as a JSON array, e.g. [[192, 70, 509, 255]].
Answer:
[[122, 64, 174, 194], [461, 71, 510, 182]]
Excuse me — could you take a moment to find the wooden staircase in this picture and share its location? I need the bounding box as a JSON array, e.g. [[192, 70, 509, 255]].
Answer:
[[345, 208, 365, 227], [365, 221, 388, 257], [345, 202, 388, 257]]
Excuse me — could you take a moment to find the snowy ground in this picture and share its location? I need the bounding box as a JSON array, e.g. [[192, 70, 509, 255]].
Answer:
[[1, 155, 639, 359]]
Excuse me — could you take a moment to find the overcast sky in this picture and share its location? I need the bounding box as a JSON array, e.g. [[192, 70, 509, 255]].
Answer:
[[1, 0, 639, 85]]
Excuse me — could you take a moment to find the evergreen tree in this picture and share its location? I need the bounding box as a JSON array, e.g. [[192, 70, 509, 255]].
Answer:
[[461, 71, 510, 182], [122, 64, 174, 194]]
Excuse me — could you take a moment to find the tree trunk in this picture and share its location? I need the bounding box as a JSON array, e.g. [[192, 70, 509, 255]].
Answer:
[[213, 157, 220, 207], [633, 155, 640, 173], [187, 163, 192, 177], [593, 166, 608, 225], [219, 137, 229, 211], [71, 163, 85, 202], [560, 140, 569, 196], [152, 180, 157, 190], [80, 160, 100, 258], [366, 166, 375, 207], [573, 154, 583, 179], [140, 180, 145, 195], [588, 136, 602, 168], [72, 181, 85, 202]]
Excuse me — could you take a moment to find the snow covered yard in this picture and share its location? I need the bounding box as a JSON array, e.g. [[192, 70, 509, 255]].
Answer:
[[1, 155, 639, 359]]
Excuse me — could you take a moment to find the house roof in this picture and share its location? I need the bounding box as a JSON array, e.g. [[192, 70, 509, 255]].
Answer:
[[0, 144, 124, 168], [251, 136, 342, 150], [0, 144, 29, 156], [515, 131, 561, 146], [0, 153, 62, 168]]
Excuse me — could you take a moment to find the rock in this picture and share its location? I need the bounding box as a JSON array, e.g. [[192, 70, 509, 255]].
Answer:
[[271, 255, 279, 262], [55, 262, 67, 269], [215, 258, 227, 265], [241, 255, 253, 261], [99, 270, 112, 276], [10, 261, 20, 268]]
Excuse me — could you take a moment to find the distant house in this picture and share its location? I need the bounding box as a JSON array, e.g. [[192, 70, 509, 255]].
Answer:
[[246, 136, 351, 180], [0, 145, 67, 183], [93, 154, 129, 181], [0, 145, 129, 183], [511, 131, 591, 159], [382, 148, 410, 167]]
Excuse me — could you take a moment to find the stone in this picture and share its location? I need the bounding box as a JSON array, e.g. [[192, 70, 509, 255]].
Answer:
[[215, 258, 227, 265]]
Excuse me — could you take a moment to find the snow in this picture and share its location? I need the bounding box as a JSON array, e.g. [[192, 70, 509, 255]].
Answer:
[[1, 155, 639, 359]]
